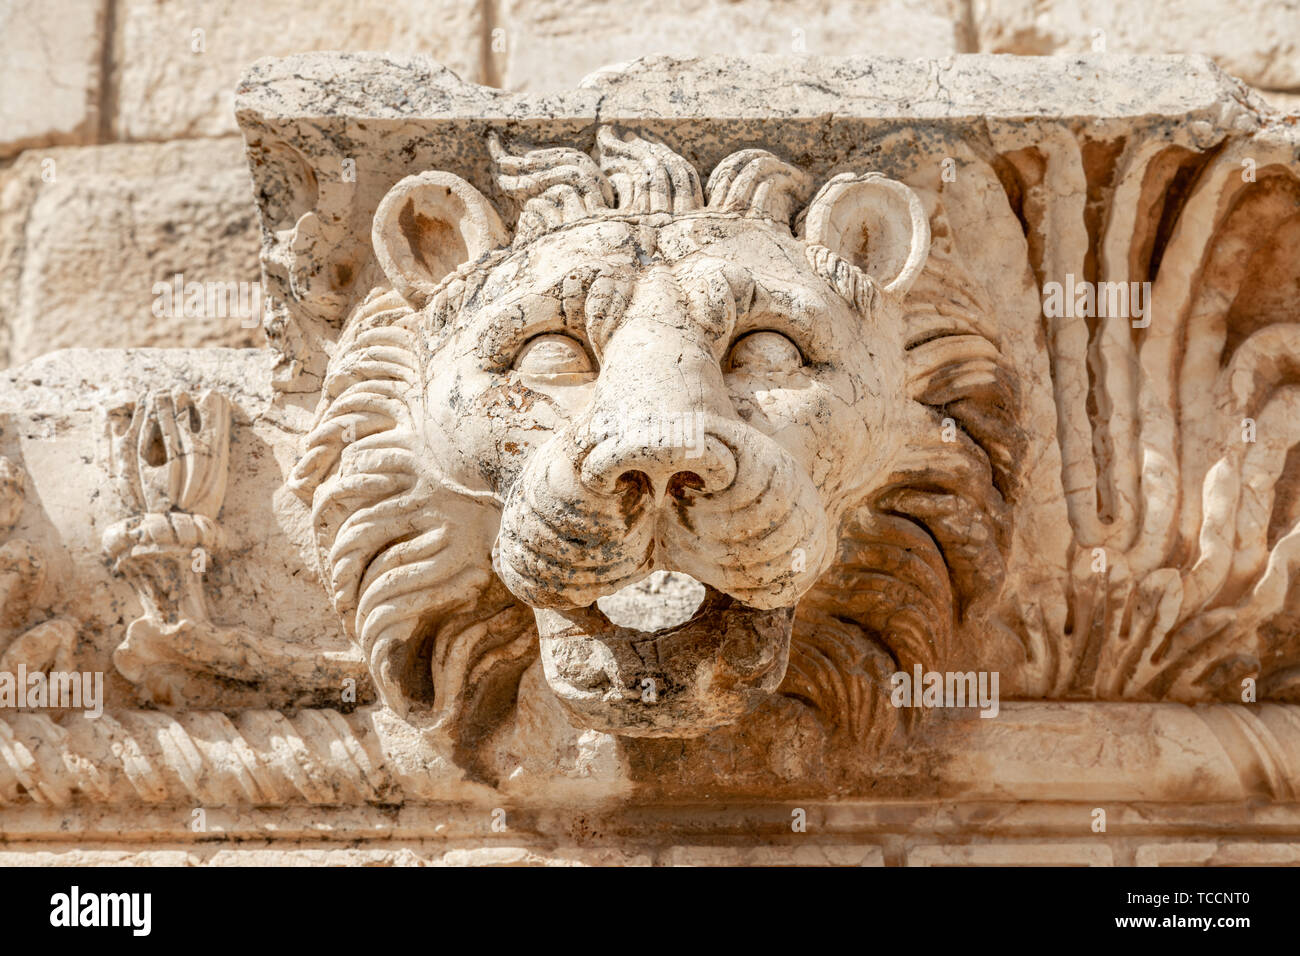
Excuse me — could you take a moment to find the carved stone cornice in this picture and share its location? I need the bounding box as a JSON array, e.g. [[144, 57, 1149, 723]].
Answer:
[[0, 56, 1296, 837]]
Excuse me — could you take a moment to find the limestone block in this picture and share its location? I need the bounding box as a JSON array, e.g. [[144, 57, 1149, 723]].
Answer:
[[0, 0, 107, 157], [114, 0, 485, 140], [495, 0, 970, 90], [1135, 842, 1300, 865], [661, 845, 886, 865], [435, 846, 654, 866], [907, 844, 1115, 865], [974, 0, 1300, 89], [0, 138, 262, 367]]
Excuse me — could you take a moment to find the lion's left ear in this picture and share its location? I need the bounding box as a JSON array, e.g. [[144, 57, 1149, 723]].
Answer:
[[801, 173, 930, 298], [372, 172, 509, 309]]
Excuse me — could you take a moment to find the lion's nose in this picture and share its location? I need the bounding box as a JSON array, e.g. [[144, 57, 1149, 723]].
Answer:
[[580, 425, 736, 500]]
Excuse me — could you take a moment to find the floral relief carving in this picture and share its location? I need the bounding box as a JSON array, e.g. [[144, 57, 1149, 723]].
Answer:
[[103, 390, 364, 708]]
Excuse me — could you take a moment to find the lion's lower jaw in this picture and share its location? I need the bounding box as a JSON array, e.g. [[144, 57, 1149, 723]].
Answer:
[[532, 587, 795, 738]]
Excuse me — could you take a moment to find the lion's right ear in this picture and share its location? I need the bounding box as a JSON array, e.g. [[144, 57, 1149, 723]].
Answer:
[[371, 172, 509, 309], [802, 172, 930, 299]]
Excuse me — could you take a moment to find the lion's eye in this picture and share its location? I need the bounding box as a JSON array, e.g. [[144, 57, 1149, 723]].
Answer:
[[513, 334, 595, 382], [726, 331, 802, 373]]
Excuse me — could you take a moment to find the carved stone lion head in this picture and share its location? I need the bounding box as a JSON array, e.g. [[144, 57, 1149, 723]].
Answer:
[[291, 126, 1015, 761]]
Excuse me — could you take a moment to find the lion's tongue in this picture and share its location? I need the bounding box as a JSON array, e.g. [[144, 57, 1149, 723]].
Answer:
[[594, 570, 707, 630], [532, 581, 795, 738]]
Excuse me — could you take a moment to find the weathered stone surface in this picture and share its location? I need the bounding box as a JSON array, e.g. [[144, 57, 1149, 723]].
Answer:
[[0, 139, 263, 367], [0, 0, 107, 157], [494, 0, 970, 91], [114, 0, 486, 141], [3, 53, 1300, 867], [974, 0, 1300, 90]]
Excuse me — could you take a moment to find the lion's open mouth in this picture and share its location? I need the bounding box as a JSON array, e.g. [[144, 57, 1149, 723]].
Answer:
[[533, 571, 795, 737]]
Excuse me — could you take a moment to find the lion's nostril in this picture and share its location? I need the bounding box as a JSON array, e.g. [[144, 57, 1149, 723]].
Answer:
[[617, 469, 708, 501], [613, 471, 654, 514], [667, 472, 705, 499], [582, 429, 736, 499], [615, 470, 652, 494]]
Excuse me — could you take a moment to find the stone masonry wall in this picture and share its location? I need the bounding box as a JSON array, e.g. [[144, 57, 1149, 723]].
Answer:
[[0, 0, 1296, 369]]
